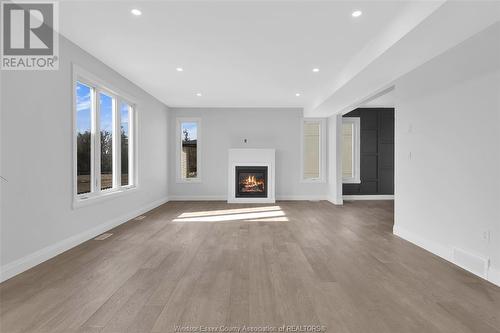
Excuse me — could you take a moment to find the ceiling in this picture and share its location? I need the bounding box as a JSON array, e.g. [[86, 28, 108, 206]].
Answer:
[[360, 88, 394, 108], [306, 0, 500, 116], [59, 1, 413, 108]]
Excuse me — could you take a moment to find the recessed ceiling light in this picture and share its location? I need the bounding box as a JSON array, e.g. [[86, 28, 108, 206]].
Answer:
[[295, 93, 301, 97], [352, 10, 362, 18], [196, 93, 202, 97], [176, 67, 184, 72], [131, 9, 142, 16], [312, 68, 320, 73]]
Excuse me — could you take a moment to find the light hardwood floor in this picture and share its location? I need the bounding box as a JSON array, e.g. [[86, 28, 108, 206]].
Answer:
[[1, 201, 499, 333]]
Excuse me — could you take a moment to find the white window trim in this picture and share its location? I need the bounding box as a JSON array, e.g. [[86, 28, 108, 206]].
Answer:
[[342, 117, 361, 184], [72, 64, 139, 208], [176, 117, 202, 183], [300, 118, 327, 183]]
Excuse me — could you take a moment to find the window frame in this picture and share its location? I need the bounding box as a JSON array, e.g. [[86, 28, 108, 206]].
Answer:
[[176, 117, 202, 183], [342, 117, 361, 184], [72, 65, 138, 208], [300, 118, 327, 183]]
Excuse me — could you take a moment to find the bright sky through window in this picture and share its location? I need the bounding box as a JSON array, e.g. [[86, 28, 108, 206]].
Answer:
[[76, 83, 91, 133], [181, 122, 197, 140], [100, 93, 113, 133], [120, 103, 129, 136]]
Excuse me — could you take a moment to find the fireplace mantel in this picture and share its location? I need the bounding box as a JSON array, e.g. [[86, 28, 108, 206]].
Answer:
[[227, 149, 276, 203]]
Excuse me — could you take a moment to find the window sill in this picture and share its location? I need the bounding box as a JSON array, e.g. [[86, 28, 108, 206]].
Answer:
[[73, 186, 137, 209], [343, 178, 361, 184], [301, 178, 326, 184], [176, 178, 202, 184]]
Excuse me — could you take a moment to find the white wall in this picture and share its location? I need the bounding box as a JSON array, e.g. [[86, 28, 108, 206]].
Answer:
[[393, 23, 500, 285], [0, 36, 169, 281], [327, 115, 343, 205], [168, 108, 329, 200]]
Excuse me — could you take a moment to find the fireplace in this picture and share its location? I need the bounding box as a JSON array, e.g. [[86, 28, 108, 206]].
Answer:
[[235, 166, 268, 198], [228, 149, 275, 203]]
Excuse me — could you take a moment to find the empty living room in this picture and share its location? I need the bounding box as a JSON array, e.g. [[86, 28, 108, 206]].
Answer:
[[1, 0, 500, 332]]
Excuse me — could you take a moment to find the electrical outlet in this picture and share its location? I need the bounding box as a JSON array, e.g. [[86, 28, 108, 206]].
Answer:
[[482, 230, 491, 244]]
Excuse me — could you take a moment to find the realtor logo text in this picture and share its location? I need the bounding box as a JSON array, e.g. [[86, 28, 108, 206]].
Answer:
[[1, 1, 59, 70]]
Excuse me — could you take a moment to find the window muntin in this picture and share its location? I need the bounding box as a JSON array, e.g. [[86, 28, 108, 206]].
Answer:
[[76, 82, 93, 194], [74, 72, 136, 204], [342, 117, 360, 184]]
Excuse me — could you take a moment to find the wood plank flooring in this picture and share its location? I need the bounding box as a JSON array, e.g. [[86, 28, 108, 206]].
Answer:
[[1, 201, 499, 333]]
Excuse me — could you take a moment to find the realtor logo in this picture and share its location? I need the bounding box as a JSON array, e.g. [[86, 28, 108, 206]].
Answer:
[[1, 1, 59, 70]]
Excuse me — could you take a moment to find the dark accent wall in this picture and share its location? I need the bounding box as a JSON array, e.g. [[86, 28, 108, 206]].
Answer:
[[343, 108, 394, 195]]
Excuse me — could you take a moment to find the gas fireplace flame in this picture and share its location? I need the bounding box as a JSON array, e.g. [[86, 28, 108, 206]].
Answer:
[[241, 174, 265, 192]]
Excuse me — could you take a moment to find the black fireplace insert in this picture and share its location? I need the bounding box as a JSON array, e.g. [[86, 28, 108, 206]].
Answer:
[[235, 166, 268, 198]]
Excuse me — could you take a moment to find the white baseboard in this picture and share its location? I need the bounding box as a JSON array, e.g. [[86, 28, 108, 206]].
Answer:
[[276, 195, 326, 201], [488, 267, 500, 287], [393, 224, 453, 262], [327, 196, 343, 205], [0, 197, 169, 283], [169, 195, 329, 202], [343, 195, 394, 200], [393, 224, 499, 287], [169, 195, 226, 201]]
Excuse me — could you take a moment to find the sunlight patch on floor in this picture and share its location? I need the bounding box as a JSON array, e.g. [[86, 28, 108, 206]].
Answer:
[[173, 206, 287, 223], [177, 205, 282, 218], [244, 217, 289, 222]]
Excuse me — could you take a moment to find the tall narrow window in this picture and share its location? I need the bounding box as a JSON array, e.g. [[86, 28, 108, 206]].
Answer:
[[302, 119, 326, 182], [181, 122, 197, 179], [99, 92, 114, 190], [342, 117, 360, 183], [74, 66, 136, 205], [303, 122, 320, 179], [342, 122, 353, 178], [76, 82, 93, 194], [177, 118, 201, 182], [120, 102, 131, 186]]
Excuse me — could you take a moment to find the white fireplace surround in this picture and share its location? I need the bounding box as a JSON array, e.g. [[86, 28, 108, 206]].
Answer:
[[228, 149, 276, 204]]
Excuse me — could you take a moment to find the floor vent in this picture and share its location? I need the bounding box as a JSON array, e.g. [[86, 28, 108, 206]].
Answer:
[[453, 248, 489, 278], [94, 233, 113, 241], [134, 215, 147, 221]]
